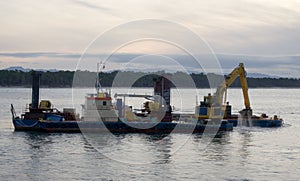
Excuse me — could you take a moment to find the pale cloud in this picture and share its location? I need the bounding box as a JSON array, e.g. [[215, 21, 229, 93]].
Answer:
[[0, 52, 299, 77], [1, 0, 300, 53], [72, 0, 111, 12], [0, 0, 299, 77]]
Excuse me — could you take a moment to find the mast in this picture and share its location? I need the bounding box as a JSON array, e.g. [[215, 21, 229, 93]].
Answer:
[[96, 61, 105, 95]]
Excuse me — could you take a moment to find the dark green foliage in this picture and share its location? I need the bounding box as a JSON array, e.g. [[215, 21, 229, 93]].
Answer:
[[0, 70, 299, 88], [229, 77, 300, 88], [41, 71, 74, 87], [0, 70, 32, 87]]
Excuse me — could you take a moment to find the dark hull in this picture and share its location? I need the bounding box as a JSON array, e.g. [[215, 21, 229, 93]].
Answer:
[[13, 119, 233, 133], [227, 119, 283, 127], [173, 113, 283, 128]]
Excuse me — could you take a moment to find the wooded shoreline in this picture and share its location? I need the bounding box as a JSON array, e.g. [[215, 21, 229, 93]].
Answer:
[[0, 70, 299, 88]]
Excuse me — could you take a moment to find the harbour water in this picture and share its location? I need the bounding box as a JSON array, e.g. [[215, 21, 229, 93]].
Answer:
[[0, 88, 299, 180]]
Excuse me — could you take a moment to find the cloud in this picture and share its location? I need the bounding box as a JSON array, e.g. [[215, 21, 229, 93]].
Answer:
[[0, 51, 299, 77], [0, 52, 81, 59], [0, 0, 300, 77], [1, 0, 300, 55], [72, 0, 110, 12]]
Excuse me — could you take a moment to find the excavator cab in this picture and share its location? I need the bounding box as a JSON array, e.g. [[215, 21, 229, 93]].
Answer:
[[197, 94, 212, 119], [196, 94, 226, 119], [203, 94, 212, 107]]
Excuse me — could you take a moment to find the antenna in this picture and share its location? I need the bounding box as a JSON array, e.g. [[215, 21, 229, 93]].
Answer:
[[96, 61, 105, 94]]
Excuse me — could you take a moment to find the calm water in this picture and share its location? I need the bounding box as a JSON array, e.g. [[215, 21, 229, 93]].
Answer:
[[0, 88, 299, 180]]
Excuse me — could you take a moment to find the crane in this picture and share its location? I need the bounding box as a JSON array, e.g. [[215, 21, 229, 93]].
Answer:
[[196, 63, 252, 119]]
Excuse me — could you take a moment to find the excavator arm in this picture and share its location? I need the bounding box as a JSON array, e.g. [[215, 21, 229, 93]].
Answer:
[[196, 63, 252, 119], [215, 63, 251, 110]]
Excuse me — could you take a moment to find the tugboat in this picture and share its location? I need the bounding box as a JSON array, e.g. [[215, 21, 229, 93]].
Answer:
[[11, 65, 234, 133]]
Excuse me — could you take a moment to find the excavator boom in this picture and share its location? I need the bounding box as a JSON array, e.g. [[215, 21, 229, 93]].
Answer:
[[215, 63, 251, 110], [196, 63, 283, 126], [196, 63, 252, 119]]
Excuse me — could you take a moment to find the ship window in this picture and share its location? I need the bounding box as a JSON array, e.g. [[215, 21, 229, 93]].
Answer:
[[103, 101, 107, 106]]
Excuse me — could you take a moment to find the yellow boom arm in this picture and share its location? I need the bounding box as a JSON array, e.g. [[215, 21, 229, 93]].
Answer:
[[215, 63, 251, 110]]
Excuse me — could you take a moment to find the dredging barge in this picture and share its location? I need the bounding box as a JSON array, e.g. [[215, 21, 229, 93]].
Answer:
[[11, 71, 232, 133], [11, 63, 283, 133]]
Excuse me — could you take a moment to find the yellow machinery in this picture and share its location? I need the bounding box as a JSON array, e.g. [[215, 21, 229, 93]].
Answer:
[[39, 100, 52, 110], [196, 63, 252, 119]]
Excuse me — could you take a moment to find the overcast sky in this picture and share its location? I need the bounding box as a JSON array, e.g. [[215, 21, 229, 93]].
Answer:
[[0, 0, 299, 77]]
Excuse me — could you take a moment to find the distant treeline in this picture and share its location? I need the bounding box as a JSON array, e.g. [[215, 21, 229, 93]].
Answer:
[[0, 70, 299, 88]]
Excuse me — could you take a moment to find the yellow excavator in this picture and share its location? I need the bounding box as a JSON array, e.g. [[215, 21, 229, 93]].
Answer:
[[196, 63, 252, 119]]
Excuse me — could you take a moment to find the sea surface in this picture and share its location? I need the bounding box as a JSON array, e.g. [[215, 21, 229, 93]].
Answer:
[[0, 88, 299, 180]]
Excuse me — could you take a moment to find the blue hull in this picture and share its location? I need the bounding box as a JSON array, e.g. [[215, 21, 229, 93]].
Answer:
[[227, 119, 283, 127], [13, 119, 233, 133]]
